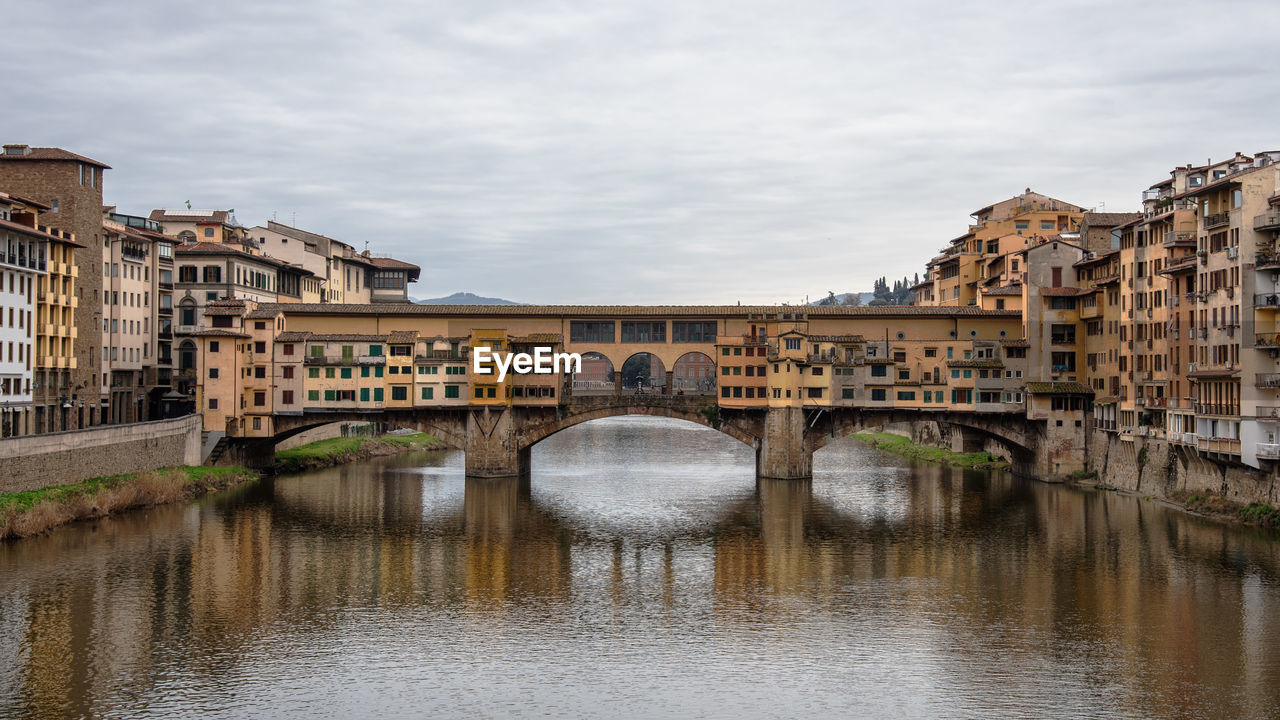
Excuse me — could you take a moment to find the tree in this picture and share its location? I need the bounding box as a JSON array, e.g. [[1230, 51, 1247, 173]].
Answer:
[[841, 293, 862, 307]]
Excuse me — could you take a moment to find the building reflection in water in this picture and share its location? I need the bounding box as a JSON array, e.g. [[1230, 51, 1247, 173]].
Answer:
[[1, 420, 1279, 718]]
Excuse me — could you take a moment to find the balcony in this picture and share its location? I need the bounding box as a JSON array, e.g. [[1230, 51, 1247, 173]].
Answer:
[[1204, 211, 1231, 230], [158, 307, 172, 317], [1257, 333, 1280, 347], [1256, 293, 1280, 309], [1050, 336, 1076, 346], [1163, 230, 1197, 247], [1257, 373, 1280, 389], [1197, 437, 1241, 454], [1258, 443, 1280, 460], [1255, 212, 1280, 232], [1195, 402, 1239, 416], [1258, 253, 1280, 271]]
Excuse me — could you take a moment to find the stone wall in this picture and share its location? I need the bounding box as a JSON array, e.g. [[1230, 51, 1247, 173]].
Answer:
[[1089, 430, 1279, 506], [0, 415, 202, 493]]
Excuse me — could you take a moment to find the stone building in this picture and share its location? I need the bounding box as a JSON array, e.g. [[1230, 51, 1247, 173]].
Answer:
[[0, 145, 108, 428]]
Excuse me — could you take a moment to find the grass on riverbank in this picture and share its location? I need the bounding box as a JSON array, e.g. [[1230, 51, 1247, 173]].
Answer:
[[274, 432, 444, 473], [0, 466, 257, 540], [1177, 491, 1280, 528], [852, 431, 1009, 470]]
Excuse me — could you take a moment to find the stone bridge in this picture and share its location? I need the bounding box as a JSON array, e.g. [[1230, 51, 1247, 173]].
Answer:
[[233, 396, 1064, 480]]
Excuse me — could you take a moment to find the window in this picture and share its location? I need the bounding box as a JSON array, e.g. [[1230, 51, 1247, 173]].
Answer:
[[324, 390, 335, 401], [209, 341, 219, 353], [340, 368, 352, 379], [178, 266, 197, 283], [283, 367, 294, 379], [282, 390, 294, 404], [445, 385, 459, 399], [201, 266, 221, 283], [360, 388, 370, 402], [672, 321, 717, 342], [1041, 220, 1055, 230], [421, 387, 434, 400], [283, 344, 295, 356], [308, 367, 319, 378], [204, 228, 214, 238], [871, 389, 886, 401], [374, 388, 383, 401], [208, 398, 218, 409], [871, 365, 887, 377], [924, 348, 937, 358], [392, 386, 408, 401], [254, 391, 265, 406], [325, 368, 336, 378], [620, 321, 666, 343], [368, 344, 383, 356], [812, 367, 824, 376], [390, 345, 412, 356], [310, 345, 323, 357], [784, 338, 801, 350], [842, 388, 854, 399], [308, 390, 319, 401], [254, 341, 266, 353], [1015, 221, 1029, 231], [570, 321, 615, 343], [897, 391, 915, 401], [208, 368, 219, 379], [255, 367, 266, 378]]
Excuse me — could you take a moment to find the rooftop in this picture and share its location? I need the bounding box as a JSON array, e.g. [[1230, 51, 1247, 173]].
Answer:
[[252, 303, 1023, 318], [0, 145, 110, 169]]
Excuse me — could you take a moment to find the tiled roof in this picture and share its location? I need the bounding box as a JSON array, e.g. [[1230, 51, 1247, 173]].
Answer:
[[249, 303, 1022, 318], [0, 217, 85, 247], [0, 146, 110, 168], [1001, 339, 1031, 348], [203, 307, 244, 316], [150, 209, 232, 224], [807, 334, 865, 343], [1026, 382, 1094, 395], [193, 329, 249, 338], [1072, 250, 1119, 267], [367, 256, 420, 270], [509, 333, 564, 344], [245, 307, 283, 319], [1188, 367, 1239, 379], [982, 286, 1023, 296], [300, 334, 389, 342], [275, 332, 311, 343], [388, 330, 418, 344]]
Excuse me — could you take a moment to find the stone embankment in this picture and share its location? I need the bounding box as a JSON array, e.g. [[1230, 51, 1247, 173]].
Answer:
[[1085, 431, 1280, 528]]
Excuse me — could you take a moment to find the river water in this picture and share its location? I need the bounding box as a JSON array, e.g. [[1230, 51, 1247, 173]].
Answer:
[[2, 417, 1279, 719]]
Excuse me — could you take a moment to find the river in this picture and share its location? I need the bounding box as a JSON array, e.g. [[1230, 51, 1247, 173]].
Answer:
[[2, 416, 1279, 719]]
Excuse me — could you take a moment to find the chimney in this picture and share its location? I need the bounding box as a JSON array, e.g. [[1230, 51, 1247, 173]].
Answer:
[[2, 144, 31, 156]]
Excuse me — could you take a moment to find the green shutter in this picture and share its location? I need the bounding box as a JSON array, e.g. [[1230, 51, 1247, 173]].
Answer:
[[341, 368, 352, 379], [360, 388, 369, 402], [373, 388, 383, 401]]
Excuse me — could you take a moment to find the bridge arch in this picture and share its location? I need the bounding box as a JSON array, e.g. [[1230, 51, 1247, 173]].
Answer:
[[620, 352, 666, 391], [672, 351, 716, 395], [517, 404, 758, 452], [570, 351, 615, 395]]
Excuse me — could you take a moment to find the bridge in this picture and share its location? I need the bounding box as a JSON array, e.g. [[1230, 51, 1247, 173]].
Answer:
[[194, 303, 1091, 480]]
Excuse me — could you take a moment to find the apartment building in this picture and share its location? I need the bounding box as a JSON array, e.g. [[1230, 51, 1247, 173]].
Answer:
[[922, 190, 1088, 307], [0, 145, 108, 429], [250, 220, 376, 304], [0, 191, 57, 435]]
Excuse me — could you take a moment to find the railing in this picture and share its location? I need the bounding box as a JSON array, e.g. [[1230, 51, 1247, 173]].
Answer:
[[1255, 212, 1280, 232], [1258, 373, 1280, 388], [1258, 443, 1280, 460], [1195, 402, 1239, 415], [1255, 406, 1280, 419], [1257, 333, 1280, 347], [1051, 365, 1074, 374], [1256, 293, 1280, 308], [1164, 230, 1197, 247], [1050, 337, 1076, 345], [1257, 253, 1280, 270], [1197, 437, 1241, 454], [741, 333, 769, 345], [1204, 211, 1231, 230]]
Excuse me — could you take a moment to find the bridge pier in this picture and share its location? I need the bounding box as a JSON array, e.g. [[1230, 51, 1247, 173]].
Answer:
[[757, 406, 812, 479], [464, 408, 530, 477]]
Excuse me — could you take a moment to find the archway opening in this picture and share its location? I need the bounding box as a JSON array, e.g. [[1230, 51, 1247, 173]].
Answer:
[[621, 353, 666, 393], [672, 352, 716, 396], [571, 352, 615, 395]]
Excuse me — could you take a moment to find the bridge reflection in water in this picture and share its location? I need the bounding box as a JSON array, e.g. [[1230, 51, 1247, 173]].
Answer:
[[2, 417, 1280, 718]]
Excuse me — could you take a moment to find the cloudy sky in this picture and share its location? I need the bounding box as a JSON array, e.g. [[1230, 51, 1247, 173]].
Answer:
[[5, 0, 1277, 303]]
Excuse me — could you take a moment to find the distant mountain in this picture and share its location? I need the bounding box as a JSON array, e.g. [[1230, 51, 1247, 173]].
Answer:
[[810, 292, 874, 306], [414, 292, 521, 305]]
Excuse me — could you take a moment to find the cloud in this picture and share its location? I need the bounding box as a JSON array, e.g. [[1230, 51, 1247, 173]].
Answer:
[[3, 0, 1277, 303]]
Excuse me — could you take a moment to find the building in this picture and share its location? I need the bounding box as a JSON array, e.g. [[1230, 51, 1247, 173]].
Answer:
[[0, 191, 58, 435], [0, 144, 109, 428]]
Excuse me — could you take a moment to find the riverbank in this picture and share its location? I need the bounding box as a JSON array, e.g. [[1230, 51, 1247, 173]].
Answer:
[[274, 432, 445, 473], [0, 466, 258, 540], [851, 431, 1010, 471]]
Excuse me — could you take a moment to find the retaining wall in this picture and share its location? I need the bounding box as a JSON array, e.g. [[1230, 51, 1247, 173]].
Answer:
[[1089, 430, 1279, 506], [0, 415, 202, 494]]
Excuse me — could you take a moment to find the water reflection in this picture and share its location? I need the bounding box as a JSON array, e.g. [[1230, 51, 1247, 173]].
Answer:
[[0, 417, 1279, 718]]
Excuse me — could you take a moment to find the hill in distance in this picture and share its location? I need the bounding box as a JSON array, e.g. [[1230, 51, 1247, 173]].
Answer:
[[414, 291, 521, 305]]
